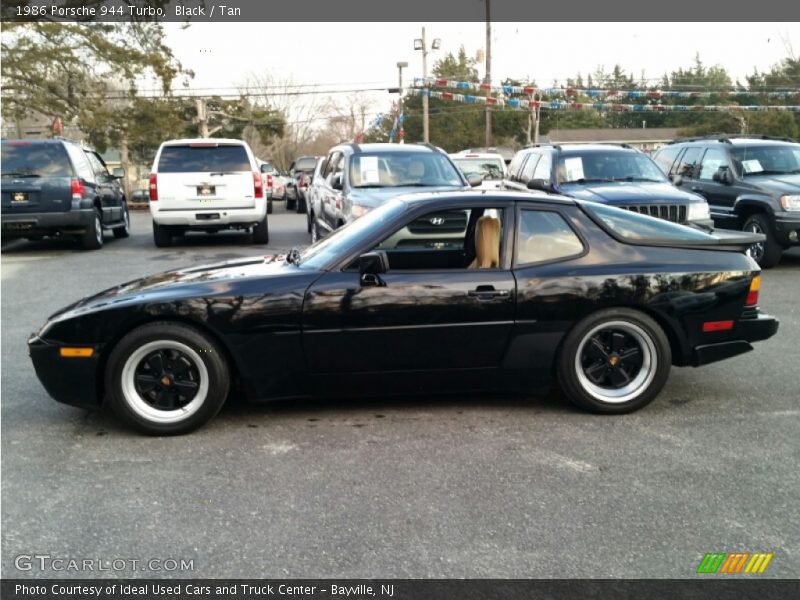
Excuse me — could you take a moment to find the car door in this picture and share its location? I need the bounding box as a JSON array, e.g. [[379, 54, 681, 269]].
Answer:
[[689, 147, 740, 227], [87, 151, 122, 221], [301, 202, 517, 374]]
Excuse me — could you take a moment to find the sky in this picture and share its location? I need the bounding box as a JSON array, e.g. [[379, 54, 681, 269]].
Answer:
[[158, 22, 799, 125]]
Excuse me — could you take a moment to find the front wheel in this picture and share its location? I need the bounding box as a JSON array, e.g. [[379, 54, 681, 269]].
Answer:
[[557, 308, 671, 414], [743, 213, 783, 269], [114, 204, 130, 239], [105, 322, 230, 435]]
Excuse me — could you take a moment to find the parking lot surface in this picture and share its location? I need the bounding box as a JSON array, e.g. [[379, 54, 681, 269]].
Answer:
[[2, 205, 799, 578]]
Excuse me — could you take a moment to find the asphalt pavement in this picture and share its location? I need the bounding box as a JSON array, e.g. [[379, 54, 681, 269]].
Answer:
[[1, 204, 798, 578]]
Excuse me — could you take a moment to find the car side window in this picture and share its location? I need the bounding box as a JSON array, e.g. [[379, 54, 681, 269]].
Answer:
[[322, 152, 339, 179], [86, 152, 111, 181], [507, 152, 527, 180], [698, 148, 729, 181], [64, 144, 95, 182], [532, 153, 552, 180], [653, 146, 682, 176], [674, 147, 703, 179], [373, 207, 505, 271], [518, 153, 540, 182], [515, 210, 584, 265]]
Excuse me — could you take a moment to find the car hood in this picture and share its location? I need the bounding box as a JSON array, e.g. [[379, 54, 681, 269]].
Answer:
[[349, 185, 467, 207], [560, 181, 705, 204], [48, 254, 310, 321], [743, 173, 800, 195]]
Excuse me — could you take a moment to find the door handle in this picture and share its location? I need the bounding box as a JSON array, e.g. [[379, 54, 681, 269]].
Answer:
[[468, 286, 510, 299]]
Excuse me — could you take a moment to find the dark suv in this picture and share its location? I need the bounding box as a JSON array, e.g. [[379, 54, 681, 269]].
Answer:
[[308, 142, 475, 242], [653, 135, 800, 268], [504, 144, 712, 227], [1, 139, 129, 249], [285, 155, 320, 214]]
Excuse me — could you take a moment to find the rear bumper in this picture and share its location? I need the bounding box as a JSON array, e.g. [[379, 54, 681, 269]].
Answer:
[[151, 204, 266, 227], [773, 213, 800, 246], [1, 208, 95, 236], [691, 313, 779, 366], [28, 335, 103, 408]]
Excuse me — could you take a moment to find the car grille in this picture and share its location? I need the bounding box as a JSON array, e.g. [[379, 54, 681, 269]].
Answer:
[[620, 204, 687, 223], [407, 211, 468, 234]]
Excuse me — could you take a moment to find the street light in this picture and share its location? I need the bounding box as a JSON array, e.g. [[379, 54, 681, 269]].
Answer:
[[414, 27, 440, 143]]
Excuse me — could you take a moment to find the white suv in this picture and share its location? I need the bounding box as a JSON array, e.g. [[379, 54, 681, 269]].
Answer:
[[149, 138, 269, 247]]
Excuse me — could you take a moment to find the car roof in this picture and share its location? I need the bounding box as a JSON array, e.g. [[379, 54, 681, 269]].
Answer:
[[394, 189, 577, 207], [160, 138, 248, 146], [334, 142, 441, 154], [450, 152, 506, 160], [669, 136, 798, 146]]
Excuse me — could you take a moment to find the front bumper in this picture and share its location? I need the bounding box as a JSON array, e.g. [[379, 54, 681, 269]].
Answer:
[[691, 313, 779, 366], [1, 208, 95, 236], [28, 335, 103, 408], [773, 212, 800, 246]]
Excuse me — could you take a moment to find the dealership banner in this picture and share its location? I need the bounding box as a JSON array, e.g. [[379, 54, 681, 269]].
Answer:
[[3, 579, 800, 600]]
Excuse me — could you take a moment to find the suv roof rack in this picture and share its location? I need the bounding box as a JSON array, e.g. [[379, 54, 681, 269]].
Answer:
[[669, 133, 795, 144], [523, 143, 562, 151], [419, 142, 445, 153]]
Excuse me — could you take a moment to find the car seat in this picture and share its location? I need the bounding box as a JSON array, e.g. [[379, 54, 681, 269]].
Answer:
[[468, 216, 501, 269]]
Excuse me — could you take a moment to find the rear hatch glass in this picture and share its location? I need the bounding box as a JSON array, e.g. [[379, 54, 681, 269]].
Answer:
[[294, 157, 318, 172], [157, 144, 251, 173], [1, 142, 74, 213]]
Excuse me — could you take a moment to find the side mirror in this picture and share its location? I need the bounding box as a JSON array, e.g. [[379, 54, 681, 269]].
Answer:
[[527, 178, 553, 193], [331, 172, 344, 191], [111, 167, 125, 178], [358, 251, 388, 276], [260, 164, 270, 173], [467, 174, 483, 187], [713, 167, 734, 185], [670, 174, 683, 187]]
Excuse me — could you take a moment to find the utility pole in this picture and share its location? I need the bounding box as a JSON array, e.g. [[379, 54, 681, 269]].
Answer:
[[421, 27, 429, 143], [195, 98, 209, 137], [397, 61, 408, 144], [484, 0, 492, 147]]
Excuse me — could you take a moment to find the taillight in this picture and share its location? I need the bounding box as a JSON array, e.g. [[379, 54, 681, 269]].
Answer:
[[298, 173, 305, 187], [149, 173, 158, 201], [70, 178, 84, 200], [266, 174, 273, 188], [253, 172, 263, 199], [745, 274, 760, 307]]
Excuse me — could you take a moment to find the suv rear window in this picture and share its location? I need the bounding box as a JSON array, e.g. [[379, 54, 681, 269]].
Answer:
[[157, 144, 251, 173], [1, 142, 73, 177], [294, 157, 318, 171], [584, 202, 715, 242]]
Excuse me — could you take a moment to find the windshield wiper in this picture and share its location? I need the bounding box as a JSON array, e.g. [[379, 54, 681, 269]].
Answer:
[[743, 170, 790, 176], [285, 247, 302, 265], [611, 176, 663, 182], [564, 178, 612, 184], [2, 171, 41, 178], [209, 171, 238, 176]]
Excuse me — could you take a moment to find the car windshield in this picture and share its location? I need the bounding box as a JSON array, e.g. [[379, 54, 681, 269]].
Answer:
[[158, 144, 251, 172], [732, 145, 800, 176], [349, 152, 464, 188], [451, 157, 505, 181], [298, 200, 408, 269], [1, 142, 72, 177], [557, 151, 668, 184], [583, 202, 716, 242]]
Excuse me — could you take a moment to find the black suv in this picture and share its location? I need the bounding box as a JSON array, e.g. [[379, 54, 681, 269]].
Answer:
[[504, 144, 712, 227], [308, 142, 476, 242], [1, 139, 130, 249], [653, 135, 800, 268]]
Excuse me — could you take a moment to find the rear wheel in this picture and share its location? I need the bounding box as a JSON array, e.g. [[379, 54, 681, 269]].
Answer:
[[105, 322, 230, 435], [267, 197, 273, 215], [311, 218, 321, 243], [80, 208, 104, 250], [557, 308, 671, 414], [286, 191, 296, 211], [743, 212, 783, 269], [153, 221, 173, 247], [253, 213, 269, 244], [307, 209, 313, 233], [296, 194, 306, 214], [113, 204, 130, 239]]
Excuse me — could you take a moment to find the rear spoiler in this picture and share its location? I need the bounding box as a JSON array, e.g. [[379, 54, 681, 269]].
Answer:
[[668, 229, 765, 253]]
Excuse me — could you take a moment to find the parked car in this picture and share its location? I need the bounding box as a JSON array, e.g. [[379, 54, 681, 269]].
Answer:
[[285, 155, 319, 213], [652, 135, 800, 268], [148, 138, 268, 247], [1, 138, 130, 249], [504, 143, 712, 227], [131, 188, 150, 203], [29, 191, 776, 434], [256, 159, 277, 215], [308, 142, 478, 242], [304, 156, 328, 233], [450, 151, 507, 189]]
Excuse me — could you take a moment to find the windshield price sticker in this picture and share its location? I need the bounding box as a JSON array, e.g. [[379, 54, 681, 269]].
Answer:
[[741, 159, 764, 173], [360, 156, 380, 184], [564, 157, 585, 181]]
